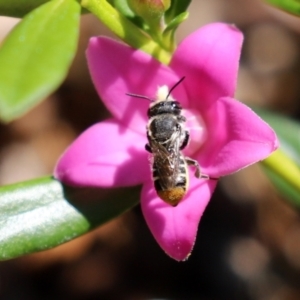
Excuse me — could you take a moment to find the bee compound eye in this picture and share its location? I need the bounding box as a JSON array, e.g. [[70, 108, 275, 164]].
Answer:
[[171, 101, 182, 114]]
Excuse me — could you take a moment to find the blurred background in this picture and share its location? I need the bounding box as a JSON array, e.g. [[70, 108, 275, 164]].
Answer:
[[1, 0, 300, 299]]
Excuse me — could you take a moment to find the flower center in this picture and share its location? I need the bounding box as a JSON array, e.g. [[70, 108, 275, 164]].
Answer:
[[182, 109, 207, 156]]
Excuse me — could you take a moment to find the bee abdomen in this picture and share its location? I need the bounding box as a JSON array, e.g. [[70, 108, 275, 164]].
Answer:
[[157, 186, 187, 207], [153, 170, 188, 207], [175, 175, 187, 187]]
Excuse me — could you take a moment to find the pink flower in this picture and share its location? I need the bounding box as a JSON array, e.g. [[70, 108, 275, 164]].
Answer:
[[54, 23, 278, 261]]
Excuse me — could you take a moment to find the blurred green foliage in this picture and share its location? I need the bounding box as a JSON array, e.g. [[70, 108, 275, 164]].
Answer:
[[266, 0, 300, 16], [0, 0, 80, 122]]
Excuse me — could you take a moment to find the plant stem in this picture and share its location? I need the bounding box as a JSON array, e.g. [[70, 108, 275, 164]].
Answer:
[[81, 0, 171, 64]]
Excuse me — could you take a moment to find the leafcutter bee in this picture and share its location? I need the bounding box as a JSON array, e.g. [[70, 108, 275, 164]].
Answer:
[[127, 77, 210, 206]]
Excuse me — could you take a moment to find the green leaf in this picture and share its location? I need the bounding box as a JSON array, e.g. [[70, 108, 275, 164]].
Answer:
[[163, 11, 189, 35], [256, 109, 300, 206], [0, 0, 87, 17], [0, 0, 49, 17], [265, 0, 300, 16], [0, 176, 139, 260], [263, 165, 300, 206], [0, 0, 80, 122], [164, 0, 191, 24], [161, 11, 188, 52]]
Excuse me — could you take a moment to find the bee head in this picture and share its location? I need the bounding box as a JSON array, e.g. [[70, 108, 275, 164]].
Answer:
[[147, 100, 182, 118]]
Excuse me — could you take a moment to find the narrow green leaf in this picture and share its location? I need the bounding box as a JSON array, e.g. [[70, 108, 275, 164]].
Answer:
[[262, 150, 300, 205], [0, 0, 80, 122], [0, 176, 139, 260], [265, 0, 300, 16], [165, 0, 191, 24], [0, 0, 48, 17], [263, 164, 300, 206], [256, 109, 300, 206], [163, 12, 189, 35]]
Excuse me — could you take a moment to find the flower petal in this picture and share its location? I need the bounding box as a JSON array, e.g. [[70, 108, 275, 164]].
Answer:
[[86, 37, 189, 133], [141, 174, 217, 261], [170, 23, 243, 109], [54, 119, 150, 187], [198, 97, 279, 177]]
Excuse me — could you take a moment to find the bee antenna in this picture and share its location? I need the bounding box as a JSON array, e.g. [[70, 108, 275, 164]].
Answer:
[[126, 93, 154, 102], [166, 76, 185, 99]]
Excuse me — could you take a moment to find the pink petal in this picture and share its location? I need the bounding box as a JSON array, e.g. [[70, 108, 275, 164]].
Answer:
[[170, 23, 243, 110], [54, 119, 150, 187], [86, 37, 189, 133], [141, 174, 217, 261], [198, 97, 279, 177]]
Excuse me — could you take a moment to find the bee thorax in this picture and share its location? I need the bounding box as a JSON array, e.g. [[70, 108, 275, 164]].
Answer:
[[149, 115, 179, 142]]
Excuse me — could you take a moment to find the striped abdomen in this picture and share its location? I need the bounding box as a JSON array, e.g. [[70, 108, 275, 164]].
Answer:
[[152, 154, 189, 207]]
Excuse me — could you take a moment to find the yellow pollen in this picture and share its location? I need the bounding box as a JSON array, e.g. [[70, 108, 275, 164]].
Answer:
[[158, 187, 186, 206], [156, 85, 173, 101]]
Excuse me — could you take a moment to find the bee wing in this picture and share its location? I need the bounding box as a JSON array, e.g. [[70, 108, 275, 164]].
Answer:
[[150, 130, 182, 190], [151, 141, 171, 168]]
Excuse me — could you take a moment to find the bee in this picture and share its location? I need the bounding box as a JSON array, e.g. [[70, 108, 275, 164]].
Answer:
[[127, 77, 210, 206]]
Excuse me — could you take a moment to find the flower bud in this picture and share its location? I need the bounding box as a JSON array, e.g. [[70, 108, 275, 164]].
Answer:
[[128, 0, 170, 21]]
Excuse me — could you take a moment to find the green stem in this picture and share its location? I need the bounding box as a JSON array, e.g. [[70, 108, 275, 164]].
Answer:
[[81, 0, 171, 64], [261, 149, 300, 192]]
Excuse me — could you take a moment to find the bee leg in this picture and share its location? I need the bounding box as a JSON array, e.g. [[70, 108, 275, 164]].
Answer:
[[145, 131, 153, 153], [185, 157, 209, 179], [178, 115, 186, 122], [180, 131, 190, 150], [145, 144, 152, 153]]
